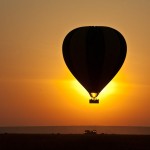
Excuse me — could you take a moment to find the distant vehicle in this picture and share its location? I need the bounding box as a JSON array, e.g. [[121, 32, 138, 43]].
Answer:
[[62, 26, 127, 103], [84, 130, 97, 135]]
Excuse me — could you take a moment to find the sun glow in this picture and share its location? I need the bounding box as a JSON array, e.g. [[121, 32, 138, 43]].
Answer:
[[70, 80, 89, 99], [100, 81, 117, 97]]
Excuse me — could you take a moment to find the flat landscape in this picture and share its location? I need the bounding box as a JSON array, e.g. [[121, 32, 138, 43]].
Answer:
[[0, 134, 150, 150]]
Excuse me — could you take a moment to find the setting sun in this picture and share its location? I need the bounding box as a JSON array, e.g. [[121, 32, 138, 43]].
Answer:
[[70, 79, 118, 100]]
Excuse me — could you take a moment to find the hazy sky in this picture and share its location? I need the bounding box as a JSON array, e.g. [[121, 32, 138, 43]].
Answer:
[[0, 0, 150, 126]]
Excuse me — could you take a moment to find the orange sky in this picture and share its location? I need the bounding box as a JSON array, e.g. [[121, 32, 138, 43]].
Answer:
[[0, 0, 150, 126]]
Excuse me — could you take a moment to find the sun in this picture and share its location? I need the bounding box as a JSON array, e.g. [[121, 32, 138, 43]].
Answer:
[[70, 79, 117, 99]]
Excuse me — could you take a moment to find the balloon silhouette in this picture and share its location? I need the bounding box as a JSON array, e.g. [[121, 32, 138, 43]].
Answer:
[[62, 26, 127, 103]]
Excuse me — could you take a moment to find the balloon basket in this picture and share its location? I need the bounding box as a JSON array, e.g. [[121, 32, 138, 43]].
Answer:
[[89, 99, 99, 104]]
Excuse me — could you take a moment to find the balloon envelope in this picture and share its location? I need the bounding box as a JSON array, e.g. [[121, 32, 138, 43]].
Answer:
[[62, 26, 127, 98]]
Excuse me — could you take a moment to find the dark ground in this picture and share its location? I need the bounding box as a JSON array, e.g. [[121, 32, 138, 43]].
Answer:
[[0, 134, 150, 150]]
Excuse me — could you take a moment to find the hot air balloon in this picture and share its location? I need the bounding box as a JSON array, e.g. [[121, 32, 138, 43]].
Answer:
[[62, 26, 127, 103]]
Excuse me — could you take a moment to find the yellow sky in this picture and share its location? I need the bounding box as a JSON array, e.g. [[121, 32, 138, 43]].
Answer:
[[0, 0, 150, 126]]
